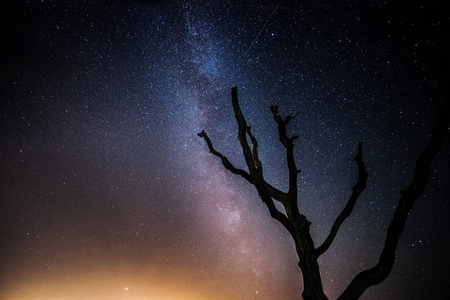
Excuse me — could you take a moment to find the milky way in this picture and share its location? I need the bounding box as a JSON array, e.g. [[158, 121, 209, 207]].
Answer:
[[1, 1, 449, 299]]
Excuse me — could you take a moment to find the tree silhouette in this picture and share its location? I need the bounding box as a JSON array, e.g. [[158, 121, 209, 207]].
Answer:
[[198, 65, 449, 300]]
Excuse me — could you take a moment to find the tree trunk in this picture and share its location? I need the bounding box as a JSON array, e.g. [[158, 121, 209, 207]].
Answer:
[[294, 232, 328, 300]]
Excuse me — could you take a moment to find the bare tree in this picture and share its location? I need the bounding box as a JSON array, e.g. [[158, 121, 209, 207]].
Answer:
[[198, 65, 449, 300]]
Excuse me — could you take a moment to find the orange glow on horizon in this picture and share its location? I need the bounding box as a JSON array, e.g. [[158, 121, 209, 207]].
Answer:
[[2, 273, 221, 300], [1, 261, 257, 300]]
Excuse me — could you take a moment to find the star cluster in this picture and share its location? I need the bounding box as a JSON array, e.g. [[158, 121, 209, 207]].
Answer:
[[1, 1, 449, 299]]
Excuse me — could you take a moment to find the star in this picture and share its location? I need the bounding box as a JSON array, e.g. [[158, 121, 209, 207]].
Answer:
[[1, 1, 448, 300]]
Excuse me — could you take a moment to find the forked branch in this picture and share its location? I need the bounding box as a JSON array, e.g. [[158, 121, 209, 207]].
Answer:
[[198, 69, 448, 300]]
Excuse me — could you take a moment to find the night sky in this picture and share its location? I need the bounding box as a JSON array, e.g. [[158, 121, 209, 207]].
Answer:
[[1, 1, 449, 299]]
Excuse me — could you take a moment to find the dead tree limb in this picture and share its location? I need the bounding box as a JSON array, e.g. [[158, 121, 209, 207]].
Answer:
[[316, 142, 368, 257], [198, 63, 449, 299], [200, 87, 327, 300], [197, 130, 252, 183], [337, 63, 450, 300]]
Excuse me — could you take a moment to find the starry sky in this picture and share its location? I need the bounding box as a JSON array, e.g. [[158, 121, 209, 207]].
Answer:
[[1, 1, 449, 299]]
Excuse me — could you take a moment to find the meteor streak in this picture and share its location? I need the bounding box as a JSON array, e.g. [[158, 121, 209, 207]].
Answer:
[[244, 1, 281, 57]]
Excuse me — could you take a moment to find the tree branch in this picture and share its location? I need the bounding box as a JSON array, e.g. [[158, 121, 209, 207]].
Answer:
[[261, 191, 296, 234], [270, 105, 300, 202], [315, 142, 368, 257], [198, 89, 288, 206], [337, 64, 450, 300], [197, 130, 252, 183], [230, 87, 294, 232], [198, 126, 294, 232], [264, 182, 288, 204], [246, 125, 288, 204], [246, 126, 263, 172], [231, 87, 259, 176]]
